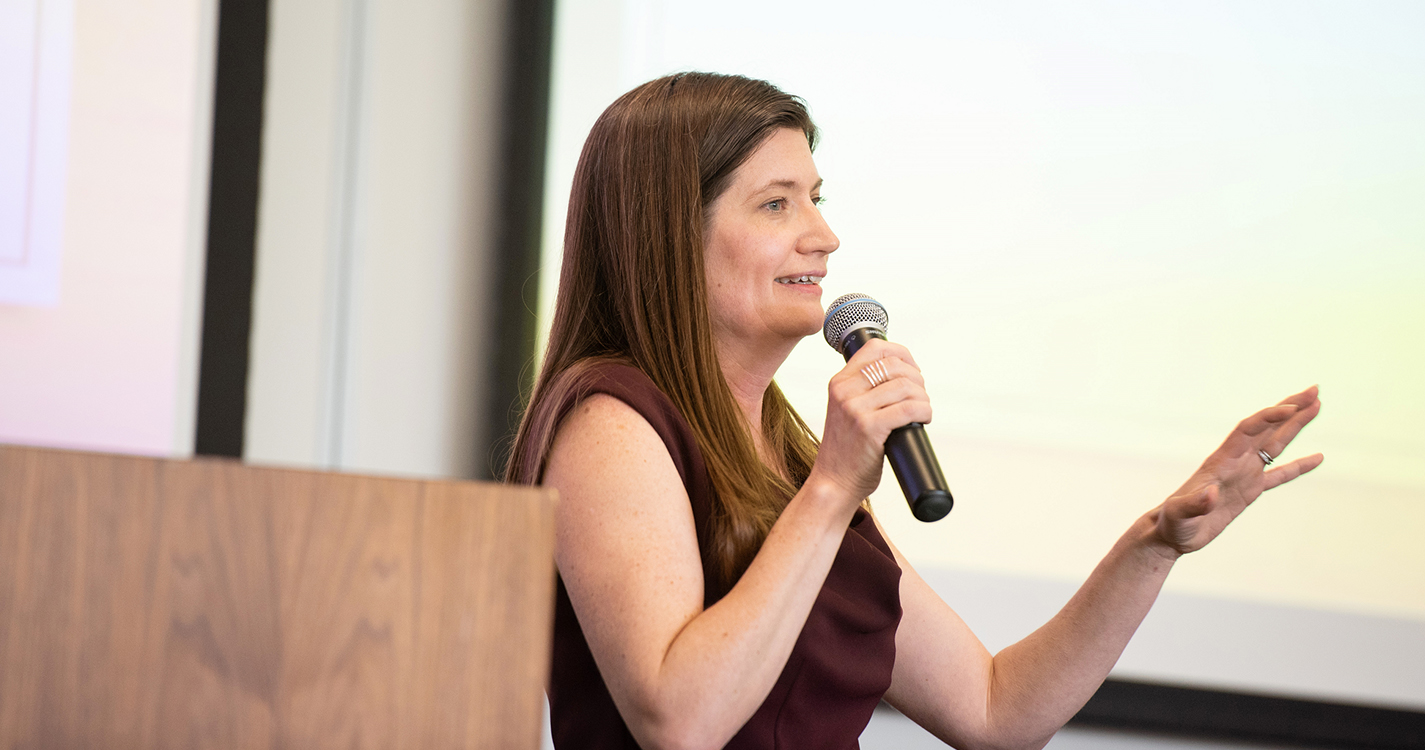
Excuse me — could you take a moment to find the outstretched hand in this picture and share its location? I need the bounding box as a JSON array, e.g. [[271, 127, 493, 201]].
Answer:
[[1153, 386, 1324, 555]]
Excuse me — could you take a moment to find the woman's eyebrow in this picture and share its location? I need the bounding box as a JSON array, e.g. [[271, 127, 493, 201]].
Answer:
[[752, 177, 824, 194]]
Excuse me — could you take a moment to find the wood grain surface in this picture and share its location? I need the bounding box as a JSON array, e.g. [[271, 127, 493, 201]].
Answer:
[[0, 445, 557, 749]]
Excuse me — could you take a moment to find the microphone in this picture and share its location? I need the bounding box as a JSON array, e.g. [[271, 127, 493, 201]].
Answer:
[[823, 293, 954, 522]]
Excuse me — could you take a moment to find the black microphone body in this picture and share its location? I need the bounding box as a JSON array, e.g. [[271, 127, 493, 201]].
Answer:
[[838, 326, 954, 522]]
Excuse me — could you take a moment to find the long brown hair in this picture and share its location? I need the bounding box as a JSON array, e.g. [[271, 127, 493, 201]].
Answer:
[[504, 72, 822, 597]]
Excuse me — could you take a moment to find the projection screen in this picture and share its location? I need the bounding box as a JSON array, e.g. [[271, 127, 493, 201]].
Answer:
[[539, 0, 1425, 712]]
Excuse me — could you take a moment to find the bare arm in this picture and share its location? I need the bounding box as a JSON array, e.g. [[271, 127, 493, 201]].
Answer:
[[883, 387, 1324, 750], [545, 341, 929, 750]]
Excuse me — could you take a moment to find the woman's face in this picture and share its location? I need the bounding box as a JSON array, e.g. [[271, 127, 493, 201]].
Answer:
[[703, 127, 839, 358]]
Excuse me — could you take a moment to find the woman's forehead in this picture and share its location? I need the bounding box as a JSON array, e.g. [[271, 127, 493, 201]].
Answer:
[[730, 129, 822, 194]]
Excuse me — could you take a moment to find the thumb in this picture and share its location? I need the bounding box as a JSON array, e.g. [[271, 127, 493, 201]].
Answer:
[[1170, 485, 1216, 520]]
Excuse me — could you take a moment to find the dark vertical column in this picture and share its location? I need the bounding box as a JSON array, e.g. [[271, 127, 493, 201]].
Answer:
[[479, 0, 557, 479], [194, 0, 269, 457]]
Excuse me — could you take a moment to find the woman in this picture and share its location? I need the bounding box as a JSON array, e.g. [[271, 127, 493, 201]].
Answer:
[[506, 73, 1323, 750]]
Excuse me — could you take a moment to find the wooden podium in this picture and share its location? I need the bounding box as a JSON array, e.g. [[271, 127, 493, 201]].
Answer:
[[0, 445, 557, 749]]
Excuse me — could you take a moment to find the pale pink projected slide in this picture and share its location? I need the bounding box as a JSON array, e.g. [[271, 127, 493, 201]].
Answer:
[[0, 0, 72, 307]]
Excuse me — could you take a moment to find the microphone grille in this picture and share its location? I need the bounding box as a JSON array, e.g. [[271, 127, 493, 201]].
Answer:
[[822, 293, 889, 355]]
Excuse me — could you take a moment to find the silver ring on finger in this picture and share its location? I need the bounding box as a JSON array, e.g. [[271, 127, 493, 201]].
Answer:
[[862, 360, 889, 389], [1257, 449, 1274, 466]]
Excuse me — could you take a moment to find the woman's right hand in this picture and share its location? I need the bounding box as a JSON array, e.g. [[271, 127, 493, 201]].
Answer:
[[811, 338, 933, 503]]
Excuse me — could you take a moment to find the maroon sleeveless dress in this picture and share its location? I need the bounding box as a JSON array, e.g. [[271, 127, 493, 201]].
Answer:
[[546, 362, 903, 749]]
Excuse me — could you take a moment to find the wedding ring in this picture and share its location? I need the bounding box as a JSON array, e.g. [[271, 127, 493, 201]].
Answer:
[[1257, 449, 1274, 466], [862, 360, 889, 388]]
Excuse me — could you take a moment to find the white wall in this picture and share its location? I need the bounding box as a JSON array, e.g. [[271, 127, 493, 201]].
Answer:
[[0, 0, 508, 477], [0, 0, 216, 457], [244, 0, 508, 479]]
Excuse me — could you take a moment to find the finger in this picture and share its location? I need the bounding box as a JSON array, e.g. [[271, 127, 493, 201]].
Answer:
[[1262, 397, 1322, 458], [830, 361, 917, 406], [852, 356, 925, 392], [1222, 403, 1300, 455], [1276, 384, 1319, 409], [1263, 452, 1324, 491], [872, 340, 922, 372], [879, 398, 934, 429], [842, 392, 933, 444], [877, 343, 923, 373], [850, 375, 930, 414], [1242, 404, 1300, 434], [843, 338, 922, 372]]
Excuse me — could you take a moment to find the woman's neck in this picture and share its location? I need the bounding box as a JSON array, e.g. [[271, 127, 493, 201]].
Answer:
[[715, 336, 797, 466]]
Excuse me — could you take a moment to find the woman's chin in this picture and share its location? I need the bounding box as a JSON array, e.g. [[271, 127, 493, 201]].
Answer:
[[786, 312, 825, 342], [755, 322, 822, 355]]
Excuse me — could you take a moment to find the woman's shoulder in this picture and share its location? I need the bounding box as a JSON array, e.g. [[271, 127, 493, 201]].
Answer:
[[547, 358, 706, 489], [549, 391, 676, 480], [549, 358, 675, 433], [575, 358, 663, 403], [552, 358, 657, 430], [543, 355, 640, 401]]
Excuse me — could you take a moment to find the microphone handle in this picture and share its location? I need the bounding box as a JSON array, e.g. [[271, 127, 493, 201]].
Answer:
[[841, 327, 954, 522]]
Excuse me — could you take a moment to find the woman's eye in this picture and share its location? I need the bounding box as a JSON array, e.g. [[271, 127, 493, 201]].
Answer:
[[766, 199, 785, 211], [812, 195, 826, 206]]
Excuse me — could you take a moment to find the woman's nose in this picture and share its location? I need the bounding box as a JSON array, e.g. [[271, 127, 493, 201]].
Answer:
[[802, 203, 839, 255]]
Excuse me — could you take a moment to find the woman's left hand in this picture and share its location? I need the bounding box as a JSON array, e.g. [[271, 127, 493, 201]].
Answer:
[[883, 386, 1323, 749], [1154, 385, 1324, 556]]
